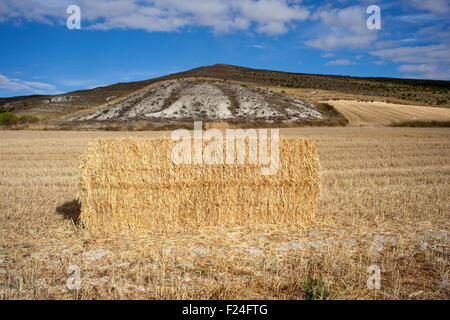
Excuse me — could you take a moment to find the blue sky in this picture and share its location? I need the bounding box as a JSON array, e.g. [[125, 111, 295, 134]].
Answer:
[[0, 0, 449, 97]]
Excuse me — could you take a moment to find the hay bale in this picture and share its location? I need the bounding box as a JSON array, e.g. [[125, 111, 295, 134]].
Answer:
[[79, 137, 321, 233], [204, 121, 229, 130]]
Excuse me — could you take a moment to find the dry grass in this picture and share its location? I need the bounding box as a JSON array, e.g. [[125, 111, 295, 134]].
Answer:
[[204, 122, 230, 130], [0, 127, 448, 300]]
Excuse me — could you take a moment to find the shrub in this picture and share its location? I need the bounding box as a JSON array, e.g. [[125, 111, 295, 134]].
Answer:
[[0, 113, 40, 126], [390, 120, 450, 127], [19, 115, 40, 124], [0, 112, 20, 126]]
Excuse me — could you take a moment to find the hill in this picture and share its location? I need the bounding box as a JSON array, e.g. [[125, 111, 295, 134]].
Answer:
[[68, 78, 324, 126], [0, 64, 448, 128]]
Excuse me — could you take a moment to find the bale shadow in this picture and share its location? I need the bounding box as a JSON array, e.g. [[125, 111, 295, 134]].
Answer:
[[56, 199, 81, 225]]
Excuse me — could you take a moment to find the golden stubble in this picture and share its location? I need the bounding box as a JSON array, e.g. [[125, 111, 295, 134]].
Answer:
[[0, 127, 448, 299]]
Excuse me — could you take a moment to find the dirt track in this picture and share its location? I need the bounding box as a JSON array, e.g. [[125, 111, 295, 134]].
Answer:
[[326, 100, 450, 127]]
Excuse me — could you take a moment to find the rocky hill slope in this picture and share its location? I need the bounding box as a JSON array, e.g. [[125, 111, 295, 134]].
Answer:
[[69, 79, 323, 125]]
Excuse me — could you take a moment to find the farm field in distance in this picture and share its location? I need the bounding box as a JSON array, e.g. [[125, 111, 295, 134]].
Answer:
[[326, 100, 450, 127], [0, 127, 448, 299]]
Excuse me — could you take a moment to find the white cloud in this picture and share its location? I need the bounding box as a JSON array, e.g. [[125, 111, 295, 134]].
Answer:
[[0, 0, 310, 35], [416, 24, 450, 45], [370, 44, 450, 64], [256, 21, 287, 35], [321, 53, 334, 58], [0, 74, 58, 94], [305, 6, 378, 50], [232, 0, 309, 35], [367, 19, 450, 80], [312, 5, 366, 34], [397, 64, 435, 73], [28, 0, 73, 9], [410, 0, 449, 14], [370, 44, 450, 80], [397, 64, 450, 80], [326, 59, 355, 66], [306, 33, 377, 50], [0, 0, 58, 24], [395, 13, 442, 24]]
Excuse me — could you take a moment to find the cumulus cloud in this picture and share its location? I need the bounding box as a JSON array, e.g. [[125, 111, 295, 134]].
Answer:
[[0, 74, 59, 94], [232, 0, 309, 35], [0, 0, 60, 24], [0, 0, 310, 35], [305, 6, 378, 50]]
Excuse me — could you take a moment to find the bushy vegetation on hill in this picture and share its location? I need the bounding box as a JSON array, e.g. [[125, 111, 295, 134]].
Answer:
[[0, 112, 19, 125], [0, 112, 39, 126], [390, 120, 450, 127]]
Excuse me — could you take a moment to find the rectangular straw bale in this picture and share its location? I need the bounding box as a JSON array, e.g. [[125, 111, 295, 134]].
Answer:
[[79, 137, 321, 233]]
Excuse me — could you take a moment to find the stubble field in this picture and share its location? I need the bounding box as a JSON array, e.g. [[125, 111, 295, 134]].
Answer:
[[326, 100, 450, 127], [0, 127, 448, 299]]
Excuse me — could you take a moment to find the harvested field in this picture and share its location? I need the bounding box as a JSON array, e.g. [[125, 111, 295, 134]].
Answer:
[[0, 127, 449, 299], [326, 100, 450, 127]]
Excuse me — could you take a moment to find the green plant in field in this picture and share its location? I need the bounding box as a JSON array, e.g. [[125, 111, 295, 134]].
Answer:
[[0, 112, 20, 125], [301, 277, 330, 300], [19, 115, 40, 124]]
